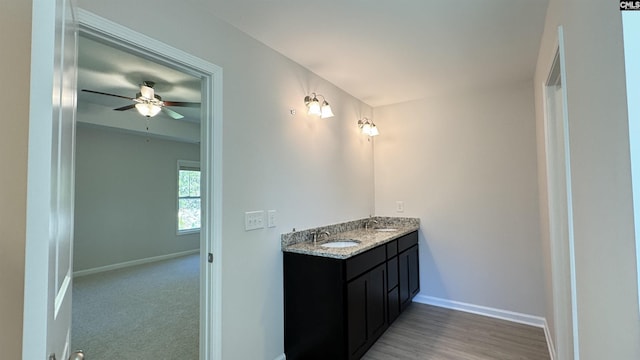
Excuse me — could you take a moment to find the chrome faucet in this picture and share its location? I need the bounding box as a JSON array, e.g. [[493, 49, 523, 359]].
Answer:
[[365, 219, 379, 230], [312, 230, 331, 246]]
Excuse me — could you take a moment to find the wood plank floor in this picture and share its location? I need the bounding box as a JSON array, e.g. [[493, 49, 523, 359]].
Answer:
[[363, 303, 551, 360]]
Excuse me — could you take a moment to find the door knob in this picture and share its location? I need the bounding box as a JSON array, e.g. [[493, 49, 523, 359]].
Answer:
[[69, 350, 85, 360]]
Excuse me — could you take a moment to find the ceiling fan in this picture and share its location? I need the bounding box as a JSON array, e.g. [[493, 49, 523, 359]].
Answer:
[[81, 81, 200, 119]]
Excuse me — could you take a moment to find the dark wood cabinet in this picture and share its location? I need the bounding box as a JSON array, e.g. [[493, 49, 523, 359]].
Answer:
[[386, 256, 400, 323], [399, 244, 420, 311], [398, 231, 420, 311], [284, 230, 419, 360], [347, 263, 387, 358]]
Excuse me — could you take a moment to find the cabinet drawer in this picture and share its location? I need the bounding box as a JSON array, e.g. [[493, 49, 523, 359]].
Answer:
[[346, 245, 386, 281], [386, 240, 397, 259], [398, 231, 418, 253]]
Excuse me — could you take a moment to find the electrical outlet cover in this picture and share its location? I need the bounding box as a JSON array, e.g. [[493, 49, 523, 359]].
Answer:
[[267, 210, 277, 228], [245, 210, 265, 231]]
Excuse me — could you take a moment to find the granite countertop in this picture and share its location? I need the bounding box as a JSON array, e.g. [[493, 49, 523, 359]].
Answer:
[[281, 217, 419, 259]]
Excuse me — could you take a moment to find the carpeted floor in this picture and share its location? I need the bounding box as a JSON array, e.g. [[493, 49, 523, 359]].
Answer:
[[72, 253, 200, 360]]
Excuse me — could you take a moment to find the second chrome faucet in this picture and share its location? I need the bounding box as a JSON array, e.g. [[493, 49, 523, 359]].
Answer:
[[365, 219, 379, 230], [312, 230, 331, 246]]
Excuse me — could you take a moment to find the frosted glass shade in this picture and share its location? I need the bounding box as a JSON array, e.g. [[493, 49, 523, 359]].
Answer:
[[135, 103, 162, 117], [320, 102, 334, 118], [307, 99, 321, 116]]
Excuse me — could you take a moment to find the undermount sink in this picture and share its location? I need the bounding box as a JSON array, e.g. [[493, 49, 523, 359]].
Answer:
[[374, 228, 398, 232], [320, 240, 361, 248]]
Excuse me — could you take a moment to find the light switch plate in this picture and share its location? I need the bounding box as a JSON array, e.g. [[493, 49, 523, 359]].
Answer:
[[396, 201, 405, 213], [267, 210, 277, 228], [245, 210, 265, 231]]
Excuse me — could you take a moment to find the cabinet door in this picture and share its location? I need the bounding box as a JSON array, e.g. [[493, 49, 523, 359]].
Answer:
[[367, 263, 387, 340], [347, 263, 387, 359], [408, 246, 420, 298], [387, 287, 400, 324], [399, 245, 419, 311], [347, 275, 367, 357]]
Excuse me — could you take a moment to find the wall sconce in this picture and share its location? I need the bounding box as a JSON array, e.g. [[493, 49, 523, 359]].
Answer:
[[304, 93, 334, 118], [358, 118, 379, 136]]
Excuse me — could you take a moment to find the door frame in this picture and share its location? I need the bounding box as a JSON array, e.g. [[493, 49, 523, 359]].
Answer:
[[22, 8, 224, 360], [541, 25, 579, 360]]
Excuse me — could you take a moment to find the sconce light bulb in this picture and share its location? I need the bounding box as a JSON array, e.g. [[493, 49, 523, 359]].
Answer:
[[320, 101, 334, 118], [305, 94, 322, 116], [368, 124, 379, 136]]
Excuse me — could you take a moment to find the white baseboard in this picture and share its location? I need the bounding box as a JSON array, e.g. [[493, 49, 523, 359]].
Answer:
[[414, 295, 555, 359], [273, 354, 285, 360], [73, 249, 199, 277], [414, 294, 546, 328]]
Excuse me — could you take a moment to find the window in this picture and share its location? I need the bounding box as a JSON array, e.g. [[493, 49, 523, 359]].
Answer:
[[178, 160, 201, 234]]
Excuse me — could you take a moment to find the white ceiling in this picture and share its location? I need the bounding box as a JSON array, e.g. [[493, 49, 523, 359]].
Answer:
[[78, 0, 549, 118], [194, 0, 549, 107]]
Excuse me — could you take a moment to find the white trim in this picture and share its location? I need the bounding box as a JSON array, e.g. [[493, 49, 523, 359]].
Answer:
[[73, 249, 199, 277], [76, 9, 223, 360], [556, 27, 580, 360], [413, 295, 546, 328], [22, 0, 62, 358], [273, 354, 286, 360], [544, 318, 557, 360], [177, 160, 202, 235], [541, 25, 578, 360]]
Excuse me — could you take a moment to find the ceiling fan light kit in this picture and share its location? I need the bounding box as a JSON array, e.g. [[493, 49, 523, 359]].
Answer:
[[135, 102, 162, 117], [134, 82, 163, 117]]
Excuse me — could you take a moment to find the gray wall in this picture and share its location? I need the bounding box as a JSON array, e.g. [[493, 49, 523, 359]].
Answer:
[[374, 80, 545, 317], [77, 2, 375, 358], [73, 125, 200, 271], [534, 0, 640, 358]]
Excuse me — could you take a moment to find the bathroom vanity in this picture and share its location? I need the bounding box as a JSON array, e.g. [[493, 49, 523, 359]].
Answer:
[[282, 218, 420, 360]]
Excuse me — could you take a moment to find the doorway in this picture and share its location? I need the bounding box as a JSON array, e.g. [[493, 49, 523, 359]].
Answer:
[[76, 9, 223, 360], [72, 38, 202, 353]]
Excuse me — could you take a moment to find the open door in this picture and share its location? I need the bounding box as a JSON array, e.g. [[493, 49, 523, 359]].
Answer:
[[23, 0, 79, 359]]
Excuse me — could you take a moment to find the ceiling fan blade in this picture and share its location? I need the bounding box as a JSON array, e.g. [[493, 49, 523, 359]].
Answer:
[[82, 89, 135, 100], [162, 107, 184, 120], [162, 101, 200, 108], [114, 104, 136, 111]]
